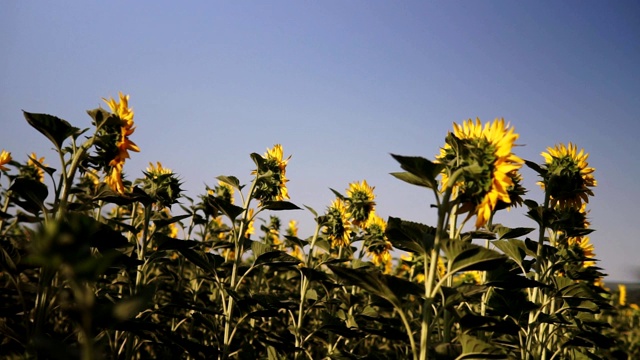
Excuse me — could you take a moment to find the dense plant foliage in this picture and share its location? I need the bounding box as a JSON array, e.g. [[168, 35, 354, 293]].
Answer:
[[1, 93, 638, 359]]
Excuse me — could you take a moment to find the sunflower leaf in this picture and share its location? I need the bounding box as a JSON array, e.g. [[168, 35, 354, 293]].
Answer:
[[390, 154, 443, 189], [216, 175, 243, 191], [441, 239, 506, 274], [262, 201, 301, 211], [23, 111, 81, 150]]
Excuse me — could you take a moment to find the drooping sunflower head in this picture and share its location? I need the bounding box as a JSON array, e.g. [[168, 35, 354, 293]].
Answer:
[[437, 118, 523, 228], [540, 142, 596, 209], [103, 92, 134, 126], [0, 150, 11, 171], [346, 180, 376, 227], [323, 198, 352, 248], [253, 144, 291, 205], [96, 93, 140, 195]]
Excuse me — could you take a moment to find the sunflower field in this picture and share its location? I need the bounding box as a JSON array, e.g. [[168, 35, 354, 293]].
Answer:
[[1, 93, 638, 360]]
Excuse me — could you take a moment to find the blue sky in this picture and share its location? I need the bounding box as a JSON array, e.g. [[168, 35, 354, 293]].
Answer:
[[2, 1, 639, 281]]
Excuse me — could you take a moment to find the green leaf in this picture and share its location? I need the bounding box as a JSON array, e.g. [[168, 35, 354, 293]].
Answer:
[[152, 214, 191, 228], [495, 226, 535, 240], [90, 221, 130, 251], [390, 154, 443, 189], [250, 152, 266, 170], [23, 111, 80, 149], [178, 248, 215, 273], [524, 159, 546, 176], [441, 239, 506, 275], [251, 241, 273, 258], [492, 239, 526, 267], [304, 205, 318, 218], [261, 201, 301, 211], [254, 251, 301, 267], [9, 177, 48, 214], [206, 195, 245, 220], [385, 216, 435, 254], [155, 234, 200, 251], [457, 334, 508, 359], [216, 175, 242, 190], [27, 154, 56, 178], [112, 286, 154, 321], [390, 171, 434, 188], [328, 265, 422, 307]]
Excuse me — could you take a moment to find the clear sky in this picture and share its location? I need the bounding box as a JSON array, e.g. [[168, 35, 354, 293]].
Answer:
[[2, 1, 639, 281]]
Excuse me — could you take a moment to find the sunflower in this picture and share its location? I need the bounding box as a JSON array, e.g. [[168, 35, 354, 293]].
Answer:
[[286, 220, 299, 237], [567, 236, 595, 268], [27, 153, 47, 183], [253, 144, 291, 204], [346, 180, 376, 227], [102, 92, 140, 195], [143, 162, 183, 207], [438, 118, 523, 228], [540, 142, 596, 209], [619, 284, 627, 306], [0, 150, 11, 171], [324, 198, 352, 248], [364, 213, 392, 268], [146, 162, 172, 176]]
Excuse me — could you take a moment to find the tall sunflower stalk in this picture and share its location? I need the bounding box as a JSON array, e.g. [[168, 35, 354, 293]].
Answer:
[[524, 142, 597, 360], [219, 144, 291, 359], [19, 93, 141, 360]]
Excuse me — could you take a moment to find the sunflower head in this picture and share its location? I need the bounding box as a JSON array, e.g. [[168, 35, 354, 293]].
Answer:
[[540, 142, 596, 209], [0, 150, 12, 172], [363, 212, 392, 268], [91, 93, 140, 195], [142, 162, 183, 207], [323, 198, 352, 248], [262, 215, 282, 245], [437, 118, 523, 228], [346, 180, 376, 227], [286, 220, 299, 238], [567, 236, 596, 268], [23, 153, 47, 183], [253, 144, 291, 205]]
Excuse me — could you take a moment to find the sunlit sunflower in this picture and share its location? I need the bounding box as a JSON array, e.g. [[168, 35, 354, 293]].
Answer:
[[619, 284, 627, 306], [568, 236, 595, 268], [146, 162, 172, 176], [103, 92, 140, 195], [28, 153, 47, 183], [0, 150, 11, 171], [253, 144, 291, 204], [324, 198, 352, 248], [438, 118, 523, 228], [346, 180, 376, 227], [286, 220, 299, 237], [540, 142, 596, 209], [364, 213, 392, 268]]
